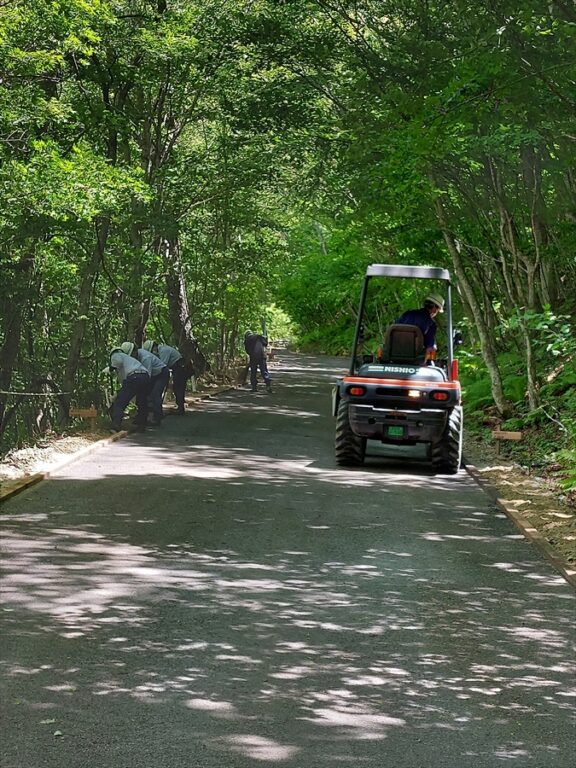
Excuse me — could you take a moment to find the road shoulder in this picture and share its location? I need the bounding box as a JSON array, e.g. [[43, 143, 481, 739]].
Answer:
[[464, 444, 576, 588]]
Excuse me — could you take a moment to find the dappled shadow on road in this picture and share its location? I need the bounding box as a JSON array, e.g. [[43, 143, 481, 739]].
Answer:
[[1, 353, 575, 767], [2, 474, 574, 765]]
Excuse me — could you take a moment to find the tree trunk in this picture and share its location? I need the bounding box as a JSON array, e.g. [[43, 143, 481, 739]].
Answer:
[[161, 236, 208, 375], [522, 144, 563, 310], [432, 189, 509, 415], [127, 87, 152, 346], [126, 203, 150, 345], [61, 216, 110, 416], [518, 313, 540, 411], [129, 298, 151, 348], [0, 254, 34, 436]]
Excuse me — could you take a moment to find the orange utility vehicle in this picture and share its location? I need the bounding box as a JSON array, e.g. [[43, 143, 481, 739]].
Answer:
[[333, 264, 463, 473]]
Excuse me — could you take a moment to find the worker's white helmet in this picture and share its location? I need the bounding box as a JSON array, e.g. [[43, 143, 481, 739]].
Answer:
[[424, 294, 445, 312], [120, 341, 135, 355]]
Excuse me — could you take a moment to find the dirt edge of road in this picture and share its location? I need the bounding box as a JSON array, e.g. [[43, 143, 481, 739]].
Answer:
[[1, 397, 575, 590], [464, 460, 576, 589]]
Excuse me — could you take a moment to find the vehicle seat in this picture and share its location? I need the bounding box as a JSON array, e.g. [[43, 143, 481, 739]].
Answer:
[[379, 324, 426, 364]]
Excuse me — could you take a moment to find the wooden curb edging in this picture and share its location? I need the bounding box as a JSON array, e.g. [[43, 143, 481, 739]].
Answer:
[[0, 386, 236, 505], [465, 460, 576, 590]]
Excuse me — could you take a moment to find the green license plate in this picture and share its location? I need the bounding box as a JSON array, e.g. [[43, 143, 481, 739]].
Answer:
[[386, 425, 405, 438]]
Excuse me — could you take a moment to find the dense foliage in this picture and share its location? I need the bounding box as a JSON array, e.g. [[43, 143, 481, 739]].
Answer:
[[1, 1, 574, 483]]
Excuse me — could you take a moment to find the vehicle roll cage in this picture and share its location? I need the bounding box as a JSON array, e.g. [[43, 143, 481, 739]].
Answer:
[[350, 264, 455, 376]]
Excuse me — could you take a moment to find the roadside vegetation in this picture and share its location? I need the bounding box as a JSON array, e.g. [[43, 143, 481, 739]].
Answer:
[[1, 1, 574, 494]]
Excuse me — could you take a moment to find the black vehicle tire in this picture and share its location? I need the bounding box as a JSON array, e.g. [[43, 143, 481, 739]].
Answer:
[[335, 399, 366, 466], [431, 406, 463, 474]]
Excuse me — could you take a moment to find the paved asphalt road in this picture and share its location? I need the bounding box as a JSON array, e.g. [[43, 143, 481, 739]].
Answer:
[[1, 353, 575, 768]]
